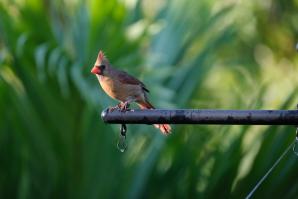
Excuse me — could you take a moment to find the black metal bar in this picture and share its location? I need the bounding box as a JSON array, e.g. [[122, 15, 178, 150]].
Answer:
[[101, 109, 298, 125]]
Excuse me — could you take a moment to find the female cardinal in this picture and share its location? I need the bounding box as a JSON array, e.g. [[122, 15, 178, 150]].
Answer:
[[91, 50, 171, 134]]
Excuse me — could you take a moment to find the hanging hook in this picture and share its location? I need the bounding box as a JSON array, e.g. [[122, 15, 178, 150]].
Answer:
[[120, 123, 127, 136], [117, 124, 127, 152], [292, 128, 298, 156]]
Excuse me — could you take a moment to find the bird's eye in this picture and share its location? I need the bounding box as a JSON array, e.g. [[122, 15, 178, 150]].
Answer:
[[100, 65, 106, 70]]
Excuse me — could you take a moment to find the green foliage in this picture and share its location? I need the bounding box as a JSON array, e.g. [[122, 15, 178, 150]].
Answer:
[[0, 0, 298, 198]]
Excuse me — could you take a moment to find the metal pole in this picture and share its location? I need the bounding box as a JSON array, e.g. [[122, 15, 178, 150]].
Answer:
[[101, 109, 298, 125]]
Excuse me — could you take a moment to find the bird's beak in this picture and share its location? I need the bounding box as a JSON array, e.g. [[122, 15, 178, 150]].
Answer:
[[91, 66, 101, 75]]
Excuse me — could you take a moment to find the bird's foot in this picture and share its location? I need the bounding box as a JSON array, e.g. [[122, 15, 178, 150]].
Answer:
[[108, 102, 131, 112], [108, 103, 122, 112]]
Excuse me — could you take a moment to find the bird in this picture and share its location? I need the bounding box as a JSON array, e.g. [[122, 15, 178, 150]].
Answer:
[[91, 50, 171, 134]]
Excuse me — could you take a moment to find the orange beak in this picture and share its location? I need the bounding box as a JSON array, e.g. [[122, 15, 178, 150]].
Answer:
[[91, 66, 101, 75]]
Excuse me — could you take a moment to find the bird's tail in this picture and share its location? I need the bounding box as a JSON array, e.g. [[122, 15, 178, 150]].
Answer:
[[137, 101, 172, 135]]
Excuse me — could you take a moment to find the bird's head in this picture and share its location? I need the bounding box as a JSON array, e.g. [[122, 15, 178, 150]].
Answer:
[[91, 50, 109, 75]]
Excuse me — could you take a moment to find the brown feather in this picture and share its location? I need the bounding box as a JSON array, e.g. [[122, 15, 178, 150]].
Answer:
[[116, 70, 149, 93]]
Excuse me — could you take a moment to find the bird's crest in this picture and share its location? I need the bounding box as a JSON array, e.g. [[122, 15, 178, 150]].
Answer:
[[97, 50, 106, 62]]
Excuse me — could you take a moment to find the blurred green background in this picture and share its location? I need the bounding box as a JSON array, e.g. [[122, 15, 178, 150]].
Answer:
[[1, 0, 298, 198]]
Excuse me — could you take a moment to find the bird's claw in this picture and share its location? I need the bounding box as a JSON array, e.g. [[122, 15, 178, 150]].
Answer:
[[120, 102, 130, 112], [108, 103, 130, 112], [108, 105, 120, 112]]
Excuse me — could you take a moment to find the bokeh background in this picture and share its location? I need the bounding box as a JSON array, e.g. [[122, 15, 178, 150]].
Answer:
[[1, 0, 298, 198]]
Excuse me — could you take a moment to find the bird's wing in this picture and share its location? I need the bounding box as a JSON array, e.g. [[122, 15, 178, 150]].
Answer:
[[117, 70, 149, 93]]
